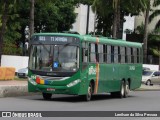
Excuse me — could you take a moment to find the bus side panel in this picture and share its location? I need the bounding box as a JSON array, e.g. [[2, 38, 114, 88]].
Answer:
[[98, 64, 121, 93], [129, 64, 142, 90], [118, 64, 142, 90], [98, 63, 142, 93], [78, 65, 90, 95]]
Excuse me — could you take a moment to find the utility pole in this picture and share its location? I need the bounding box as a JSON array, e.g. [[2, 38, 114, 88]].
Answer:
[[86, 5, 90, 35]]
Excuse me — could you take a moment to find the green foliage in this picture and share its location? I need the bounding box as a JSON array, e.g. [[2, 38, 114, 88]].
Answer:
[[0, 0, 77, 55], [34, 0, 77, 32], [135, 22, 145, 34], [149, 0, 160, 29], [92, 0, 148, 37], [3, 39, 22, 55], [74, 0, 94, 5]]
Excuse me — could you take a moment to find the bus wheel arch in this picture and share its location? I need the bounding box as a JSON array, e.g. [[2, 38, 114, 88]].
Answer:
[[90, 80, 95, 93]]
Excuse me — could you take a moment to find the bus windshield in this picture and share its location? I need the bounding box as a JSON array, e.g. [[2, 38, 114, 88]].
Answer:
[[29, 44, 79, 72]]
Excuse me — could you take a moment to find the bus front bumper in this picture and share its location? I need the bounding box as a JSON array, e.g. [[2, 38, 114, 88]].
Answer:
[[28, 79, 81, 95]]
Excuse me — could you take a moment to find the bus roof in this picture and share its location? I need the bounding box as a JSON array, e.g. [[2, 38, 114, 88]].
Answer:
[[33, 33, 142, 48]]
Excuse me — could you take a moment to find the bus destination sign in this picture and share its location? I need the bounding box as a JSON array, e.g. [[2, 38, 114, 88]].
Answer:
[[31, 36, 79, 45], [39, 36, 68, 42]]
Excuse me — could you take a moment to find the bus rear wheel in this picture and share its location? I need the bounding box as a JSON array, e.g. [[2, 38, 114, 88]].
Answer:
[[118, 81, 125, 98], [42, 93, 52, 100], [124, 81, 130, 98]]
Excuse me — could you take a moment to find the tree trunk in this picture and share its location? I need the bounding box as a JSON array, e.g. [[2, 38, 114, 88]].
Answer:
[[116, 0, 121, 39], [143, 1, 150, 64], [29, 0, 35, 39], [0, 0, 9, 65], [112, 0, 120, 38], [113, 8, 117, 38]]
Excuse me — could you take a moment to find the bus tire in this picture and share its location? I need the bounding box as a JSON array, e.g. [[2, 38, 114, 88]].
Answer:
[[85, 83, 93, 101], [118, 81, 125, 98], [42, 93, 52, 100], [124, 81, 130, 98]]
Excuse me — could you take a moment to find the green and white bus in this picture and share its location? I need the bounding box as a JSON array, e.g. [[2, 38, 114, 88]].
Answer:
[[28, 33, 143, 101]]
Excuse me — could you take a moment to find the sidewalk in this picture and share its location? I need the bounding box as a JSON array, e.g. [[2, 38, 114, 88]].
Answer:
[[137, 84, 160, 91], [0, 80, 160, 98], [0, 80, 28, 98]]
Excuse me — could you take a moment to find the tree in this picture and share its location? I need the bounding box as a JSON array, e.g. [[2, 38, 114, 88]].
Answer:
[[29, 0, 34, 39], [92, 0, 147, 37], [0, 0, 77, 59], [143, 0, 151, 64], [149, 0, 160, 30], [0, 0, 18, 65], [112, 0, 120, 38], [34, 0, 76, 32]]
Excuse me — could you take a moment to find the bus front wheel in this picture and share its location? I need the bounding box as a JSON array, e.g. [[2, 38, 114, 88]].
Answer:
[[42, 93, 52, 100], [85, 83, 93, 101]]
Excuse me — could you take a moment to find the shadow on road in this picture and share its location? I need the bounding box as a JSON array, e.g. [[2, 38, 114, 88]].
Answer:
[[31, 94, 135, 103]]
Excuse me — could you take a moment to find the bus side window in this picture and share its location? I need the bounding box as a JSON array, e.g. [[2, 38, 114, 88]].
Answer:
[[89, 43, 96, 62], [107, 45, 111, 63], [127, 47, 131, 63], [118, 46, 121, 63], [114, 46, 118, 63], [120, 46, 125, 63], [98, 44, 103, 63], [131, 48, 134, 63], [137, 48, 140, 63], [133, 48, 137, 63], [82, 42, 88, 63], [103, 45, 107, 62], [95, 44, 99, 62], [111, 46, 114, 63], [125, 47, 128, 63]]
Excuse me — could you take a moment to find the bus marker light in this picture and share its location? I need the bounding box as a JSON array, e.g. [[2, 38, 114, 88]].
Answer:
[[36, 77, 40, 84]]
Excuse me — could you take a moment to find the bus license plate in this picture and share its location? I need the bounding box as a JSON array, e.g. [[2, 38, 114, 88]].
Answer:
[[47, 88, 55, 91]]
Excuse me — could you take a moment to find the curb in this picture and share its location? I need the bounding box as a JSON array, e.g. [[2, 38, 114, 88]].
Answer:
[[136, 85, 160, 91], [136, 88, 160, 91], [0, 85, 28, 98]]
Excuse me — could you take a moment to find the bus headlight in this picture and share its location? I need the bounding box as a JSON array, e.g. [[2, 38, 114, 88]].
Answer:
[[67, 79, 81, 88], [28, 78, 37, 85]]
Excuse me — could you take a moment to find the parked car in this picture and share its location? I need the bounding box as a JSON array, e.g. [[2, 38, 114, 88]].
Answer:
[[17, 68, 28, 78], [143, 67, 150, 71], [142, 70, 160, 85]]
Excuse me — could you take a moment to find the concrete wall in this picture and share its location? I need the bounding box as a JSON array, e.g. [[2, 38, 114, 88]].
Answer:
[[143, 64, 159, 71], [71, 4, 96, 35], [1, 55, 29, 72]]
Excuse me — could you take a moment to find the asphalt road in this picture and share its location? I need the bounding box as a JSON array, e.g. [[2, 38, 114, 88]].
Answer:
[[0, 91, 160, 120]]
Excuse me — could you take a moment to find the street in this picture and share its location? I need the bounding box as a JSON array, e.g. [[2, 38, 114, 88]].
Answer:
[[0, 91, 160, 120], [0, 91, 160, 111]]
